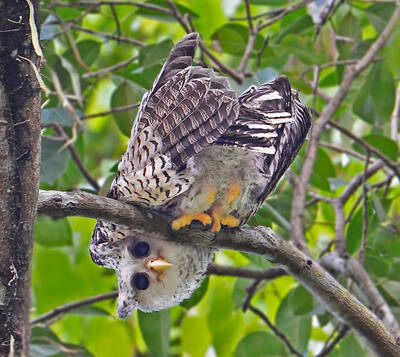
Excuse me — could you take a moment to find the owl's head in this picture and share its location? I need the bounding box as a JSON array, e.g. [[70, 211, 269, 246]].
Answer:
[[90, 222, 214, 318]]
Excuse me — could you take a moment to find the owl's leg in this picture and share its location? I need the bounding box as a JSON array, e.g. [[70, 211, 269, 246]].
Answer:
[[227, 182, 241, 204], [171, 187, 216, 230], [210, 182, 241, 232]]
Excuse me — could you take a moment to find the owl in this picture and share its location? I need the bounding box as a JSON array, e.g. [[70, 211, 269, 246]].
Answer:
[[90, 33, 311, 318]]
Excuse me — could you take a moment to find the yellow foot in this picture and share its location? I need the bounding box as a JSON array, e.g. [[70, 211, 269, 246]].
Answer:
[[210, 208, 240, 233], [221, 215, 240, 227], [227, 182, 241, 204], [210, 209, 221, 233], [171, 213, 212, 231]]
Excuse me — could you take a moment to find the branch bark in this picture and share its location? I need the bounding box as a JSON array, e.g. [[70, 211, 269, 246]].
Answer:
[[0, 0, 42, 354], [37, 190, 400, 356]]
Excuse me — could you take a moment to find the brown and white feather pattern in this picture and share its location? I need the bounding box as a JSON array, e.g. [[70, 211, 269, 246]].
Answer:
[[216, 75, 312, 205], [109, 33, 239, 206]]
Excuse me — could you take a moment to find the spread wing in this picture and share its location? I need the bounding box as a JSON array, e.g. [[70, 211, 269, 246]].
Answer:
[[109, 33, 239, 205], [216, 75, 312, 199]]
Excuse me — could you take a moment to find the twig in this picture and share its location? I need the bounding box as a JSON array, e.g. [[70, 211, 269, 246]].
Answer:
[[31, 291, 118, 325], [319, 141, 370, 161], [290, 4, 400, 252], [166, 0, 244, 83], [315, 325, 350, 357], [237, 0, 258, 74], [83, 55, 139, 78], [36, 189, 400, 356], [63, 23, 90, 72], [339, 160, 385, 204], [359, 152, 370, 265], [81, 103, 140, 120], [51, 1, 173, 16], [70, 25, 144, 47], [242, 279, 262, 311], [258, 0, 313, 30], [328, 120, 400, 179], [391, 80, 400, 142], [207, 264, 286, 280], [248, 305, 303, 357], [52, 124, 100, 192], [48, 68, 81, 150], [109, 4, 121, 44]]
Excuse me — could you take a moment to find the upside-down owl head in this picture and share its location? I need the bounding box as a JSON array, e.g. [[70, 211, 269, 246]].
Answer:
[[91, 222, 214, 317]]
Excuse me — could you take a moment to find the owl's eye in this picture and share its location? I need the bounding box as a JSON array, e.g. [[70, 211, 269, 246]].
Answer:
[[132, 273, 149, 290], [130, 241, 150, 258]]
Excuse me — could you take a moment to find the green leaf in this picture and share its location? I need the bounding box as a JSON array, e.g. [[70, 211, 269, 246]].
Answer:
[[235, 331, 286, 357], [181, 276, 209, 309], [340, 333, 366, 357], [138, 39, 174, 70], [365, 3, 396, 32], [363, 134, 399, 161], [292, 285, 314, 315], [34, 217, 73, 247], [30, 327, 93, 357], [336, 10, 361, 59], [111, 81, 144, 137], [208, 279, 244, 355], [42, 107, 75, 127], [346, 209, 363, 255], [275, 289, 312, 353], [275, 8, 313, 44], [365, 255, 389, 278], [241, 252, 272, 269], [181, 315, 211, 357], [310, 148, 336, 190], [212, 24, 263, 56], [232, 278, 251, 310], [40, 138, 69, 185], [353, 62, 395, 125], [138, 309, 170, 357], [64, 40, 101, 68], [281, 35, 326, 65]]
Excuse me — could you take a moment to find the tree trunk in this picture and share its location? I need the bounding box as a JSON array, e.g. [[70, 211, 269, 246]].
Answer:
[[0, 0, 41, 355]]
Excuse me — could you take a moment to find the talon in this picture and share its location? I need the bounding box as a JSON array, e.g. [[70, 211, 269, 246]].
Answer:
[[220, 215, 240, 227], [171, 213, 212, 231], [227, 182, 241, 204]]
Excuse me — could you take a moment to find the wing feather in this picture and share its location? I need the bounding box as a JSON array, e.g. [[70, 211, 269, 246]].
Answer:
[[109, 33, 239, 205]]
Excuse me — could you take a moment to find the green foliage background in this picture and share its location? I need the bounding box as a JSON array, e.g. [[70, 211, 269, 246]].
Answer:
[[33, 0, 400, 356]]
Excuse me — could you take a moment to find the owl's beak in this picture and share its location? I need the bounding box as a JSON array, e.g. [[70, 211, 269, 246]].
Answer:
[[145, 257, 172, 275]]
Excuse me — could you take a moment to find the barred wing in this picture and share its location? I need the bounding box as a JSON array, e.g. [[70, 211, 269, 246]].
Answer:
[[216, 76, 312, 198], [109, 33, 239, 205]]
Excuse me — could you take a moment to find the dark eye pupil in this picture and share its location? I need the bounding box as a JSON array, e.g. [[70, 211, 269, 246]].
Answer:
[[133, 241, 150, 257], [133, 273, 149, 290]]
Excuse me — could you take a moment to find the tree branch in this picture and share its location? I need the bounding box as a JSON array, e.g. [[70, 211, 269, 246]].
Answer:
[[248, 304, 303, 357], [31, 291, 118, 325], [37, 189, 400, 356]]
